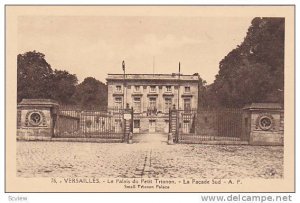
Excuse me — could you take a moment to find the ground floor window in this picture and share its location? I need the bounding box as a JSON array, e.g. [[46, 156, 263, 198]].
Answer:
[[134, 120, 140, 128]]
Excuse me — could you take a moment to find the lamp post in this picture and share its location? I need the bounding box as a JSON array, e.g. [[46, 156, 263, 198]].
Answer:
[[122, 60, 125, 109], [178, 62, 181, 110]]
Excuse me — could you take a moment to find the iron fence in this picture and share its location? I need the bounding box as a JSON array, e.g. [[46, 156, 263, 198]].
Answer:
[[56, 106, 128, 139], [174, 108, 243, 142]]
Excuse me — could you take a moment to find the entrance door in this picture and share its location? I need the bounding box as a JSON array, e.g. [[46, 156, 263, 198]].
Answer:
[[149, 120, 156, 133], [133, 119, 140, 133], [182, 120, 190, 134]]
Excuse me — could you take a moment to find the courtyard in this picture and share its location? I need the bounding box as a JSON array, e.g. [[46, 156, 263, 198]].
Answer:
[[17, 133, 283, 179]]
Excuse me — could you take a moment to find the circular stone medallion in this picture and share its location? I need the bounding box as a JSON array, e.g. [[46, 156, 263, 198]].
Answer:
[[258, 115, 273, 131]]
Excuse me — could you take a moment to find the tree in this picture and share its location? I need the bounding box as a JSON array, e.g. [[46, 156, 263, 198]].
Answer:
[[17, 51, 53, 102], [71, 77, 107, 108], [17, 51, 108, 107], [206, 17, 284, 108], [46, 70, 78, 104]]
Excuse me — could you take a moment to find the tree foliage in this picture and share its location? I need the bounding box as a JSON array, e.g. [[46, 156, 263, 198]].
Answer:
[[203, 17, 284, 108], [46, 70, 78, 104], [71, 77, 108, 108], [17, 51, 108, 107], [17, 51, 53, 101]]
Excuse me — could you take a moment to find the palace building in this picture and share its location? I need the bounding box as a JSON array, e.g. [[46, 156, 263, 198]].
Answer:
[[106, 73, 199, 133]]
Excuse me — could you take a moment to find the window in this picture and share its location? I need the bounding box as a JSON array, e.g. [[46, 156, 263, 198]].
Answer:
[[148, 98, 157, 115], [116, 85, 122, 92], [133, 97, 141, 113], [184, 98, 191, 111], [114, 97, 122, 109], [149, 97, 156, 108], [134, 86, 140, 92], [185, 86, 191, 92], [150, 86, 156, 92], [165, 98, 172, 112], [134, 120, 140, 128], [166, 86, 172, 92]]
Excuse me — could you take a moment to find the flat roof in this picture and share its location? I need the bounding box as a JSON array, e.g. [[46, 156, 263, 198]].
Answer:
[[106, 73, 199, 81]]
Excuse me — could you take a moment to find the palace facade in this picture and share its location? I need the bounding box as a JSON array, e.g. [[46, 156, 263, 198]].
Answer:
[[106, 73, 199, 133]]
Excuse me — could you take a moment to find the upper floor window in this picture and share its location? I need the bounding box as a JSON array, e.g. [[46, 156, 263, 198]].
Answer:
[[149, 97, 157, 108], [148, 97, 157, 115], [164, 98, 172, 112], [185, 86, 191, 93], [133, 97, 141, 113], [116, 85, 122, 92], [150, 86, 156, 92], [166, 86, 172, 92], [184, 98, 191, 111], [134, 86, 140, 92]]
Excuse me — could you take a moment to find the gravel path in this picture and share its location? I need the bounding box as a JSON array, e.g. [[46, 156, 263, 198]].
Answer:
[[17, 134, 283, 179]]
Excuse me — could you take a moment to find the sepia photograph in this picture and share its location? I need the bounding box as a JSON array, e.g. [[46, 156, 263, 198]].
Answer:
[[5, 5, 295, 192]]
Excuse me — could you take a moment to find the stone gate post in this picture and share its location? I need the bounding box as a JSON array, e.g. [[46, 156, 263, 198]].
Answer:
[[242, 103, 284, 145], [123, 103, 133, 144], [169, 104, 178, 144], [17, 99, 59, 141]]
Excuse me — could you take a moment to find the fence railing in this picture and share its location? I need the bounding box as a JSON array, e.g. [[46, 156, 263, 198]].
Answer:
[[56, 106, 127, 139], [174, 108, 243, 142]]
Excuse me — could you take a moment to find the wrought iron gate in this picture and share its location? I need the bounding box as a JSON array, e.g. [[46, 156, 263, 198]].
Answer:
[[172, 108, 243, 142], [56, 106, 129, 140]]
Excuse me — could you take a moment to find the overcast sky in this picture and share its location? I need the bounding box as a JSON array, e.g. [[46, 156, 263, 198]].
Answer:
[[18, 16, 253, 84]]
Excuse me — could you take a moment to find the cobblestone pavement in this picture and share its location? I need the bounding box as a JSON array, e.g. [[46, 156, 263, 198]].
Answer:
[[17, 134, 283, 179]]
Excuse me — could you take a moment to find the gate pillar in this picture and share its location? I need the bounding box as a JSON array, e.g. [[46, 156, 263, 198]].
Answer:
[[242, 103, 284, 145], [168, 132, 174, 145], [123, 104, 133, 144], [17, 99, 59, 140], [169, 105, 178, 143]]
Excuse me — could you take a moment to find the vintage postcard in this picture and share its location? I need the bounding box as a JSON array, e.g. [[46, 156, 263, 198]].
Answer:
[[5, 5, 295, 192]]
